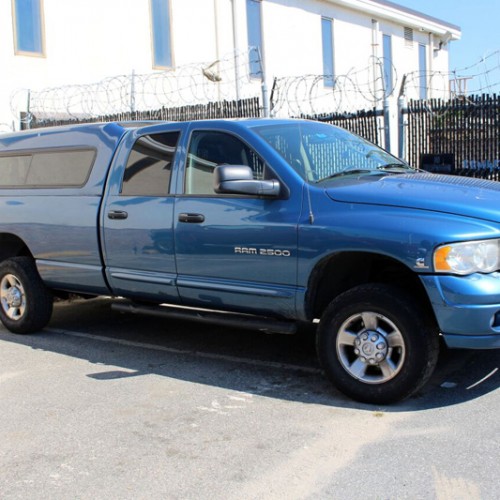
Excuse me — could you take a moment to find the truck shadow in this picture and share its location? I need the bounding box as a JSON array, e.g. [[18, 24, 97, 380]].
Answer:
[[1, 298, 498, 412]]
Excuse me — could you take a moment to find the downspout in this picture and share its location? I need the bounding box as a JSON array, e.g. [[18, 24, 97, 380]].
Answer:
[[213, 0, 221, 101], [428, 32, 433, 99], [232, 0, 241, 101], [398, 74, 407, 160], [371, 19, 380, 106], [379, 56, 390, 152], [258, 46, 270, 118]]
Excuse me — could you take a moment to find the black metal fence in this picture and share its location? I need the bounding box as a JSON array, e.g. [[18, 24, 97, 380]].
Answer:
[[301, 108, 384, 147], [403, 94, 500, 180], [26, 97, 262, 129]]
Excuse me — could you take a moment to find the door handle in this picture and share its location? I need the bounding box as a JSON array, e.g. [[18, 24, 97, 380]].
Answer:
[[108, 210, 128, 220], [178, 213, 205, 223]]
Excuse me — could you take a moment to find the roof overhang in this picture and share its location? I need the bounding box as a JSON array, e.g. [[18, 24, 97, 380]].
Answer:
[[328, 0, 461, 40]]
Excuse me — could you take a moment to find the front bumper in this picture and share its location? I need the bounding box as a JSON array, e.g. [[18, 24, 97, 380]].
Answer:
[[420, 273, 500, 349]]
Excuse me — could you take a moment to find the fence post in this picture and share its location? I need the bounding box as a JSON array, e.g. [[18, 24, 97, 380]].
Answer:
[[130, 69, 136, 114], [398, 95, 406, 159], [21, 90, 32, 130], [383, 96, 390, 152]]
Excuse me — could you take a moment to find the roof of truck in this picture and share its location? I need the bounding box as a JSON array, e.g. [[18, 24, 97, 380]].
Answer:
[[0, 118, 314, 150]]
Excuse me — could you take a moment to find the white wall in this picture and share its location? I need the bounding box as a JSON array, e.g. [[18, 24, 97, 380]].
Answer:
[[1, 0, 456, 134]]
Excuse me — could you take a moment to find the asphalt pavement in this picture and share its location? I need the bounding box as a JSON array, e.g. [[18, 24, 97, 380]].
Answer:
[[0, 298, 498, 499]]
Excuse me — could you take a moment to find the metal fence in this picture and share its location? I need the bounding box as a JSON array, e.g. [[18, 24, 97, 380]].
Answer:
[[403, 94, 500, 179], [27, 98, 385, 151], [25, 97, 262, 129], [301, 108, 384, 147]]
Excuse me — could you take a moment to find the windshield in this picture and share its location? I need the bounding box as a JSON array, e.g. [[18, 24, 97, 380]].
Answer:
[[254, 121, 414, 183]]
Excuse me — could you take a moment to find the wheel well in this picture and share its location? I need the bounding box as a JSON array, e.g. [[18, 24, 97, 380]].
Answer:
[[0, 234, 32, 262], [307, 252, 433, 320]]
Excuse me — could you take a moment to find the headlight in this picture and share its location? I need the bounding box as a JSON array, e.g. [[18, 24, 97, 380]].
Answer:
[[434, 239, 500, 275]]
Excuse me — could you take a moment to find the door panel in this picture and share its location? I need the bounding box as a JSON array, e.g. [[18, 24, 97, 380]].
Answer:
[[102, 130, 181, 303], [175, 196, 300, 316], [174, 130, 301, 318]]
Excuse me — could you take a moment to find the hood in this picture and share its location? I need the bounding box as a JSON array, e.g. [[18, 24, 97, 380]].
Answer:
[[325, 173, 500, 223]]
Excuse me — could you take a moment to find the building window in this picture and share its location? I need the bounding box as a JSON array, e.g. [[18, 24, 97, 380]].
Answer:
[[321, 17, 335, 88], [382, 34, 393, 96], [12, 0, 44, 55], [419, 44, 427, 100], [246, 0, 263, 78], [150, 0, 173, 68]]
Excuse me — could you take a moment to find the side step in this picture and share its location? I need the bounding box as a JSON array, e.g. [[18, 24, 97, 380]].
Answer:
[[111, 301, 298, 335]]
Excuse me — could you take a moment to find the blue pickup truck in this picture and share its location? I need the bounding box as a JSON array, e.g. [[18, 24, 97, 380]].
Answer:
[[0, 119, 499, 403]]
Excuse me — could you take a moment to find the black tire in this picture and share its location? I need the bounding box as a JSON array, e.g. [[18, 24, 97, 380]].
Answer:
[[316, 283, 439, 405], [0, 257, 53, 334]]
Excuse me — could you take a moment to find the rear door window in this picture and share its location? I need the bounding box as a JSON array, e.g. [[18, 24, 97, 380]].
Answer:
[[121, 132, 180, 196]]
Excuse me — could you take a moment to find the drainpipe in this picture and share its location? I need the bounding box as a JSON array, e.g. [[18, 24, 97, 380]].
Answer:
[[253, 46, 269, 118], [232, 0, 241, 101], [379, 59, 391, 152], [371, 19, 380, 106], [213, 0, 221, 101], [428, 32, 433, 99], [398, 74, 407, 160]]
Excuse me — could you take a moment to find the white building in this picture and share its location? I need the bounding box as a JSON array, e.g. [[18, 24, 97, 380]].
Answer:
[[2, 0, 460, 145]]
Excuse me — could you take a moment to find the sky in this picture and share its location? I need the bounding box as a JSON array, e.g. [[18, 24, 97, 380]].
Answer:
[[393, 0, 500, 70]]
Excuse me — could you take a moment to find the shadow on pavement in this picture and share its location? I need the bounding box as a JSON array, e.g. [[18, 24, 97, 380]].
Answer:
[[0, 298, 498, 412]]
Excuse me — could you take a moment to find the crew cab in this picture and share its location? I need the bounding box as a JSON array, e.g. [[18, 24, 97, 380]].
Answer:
[[0, 119, 499, 404]]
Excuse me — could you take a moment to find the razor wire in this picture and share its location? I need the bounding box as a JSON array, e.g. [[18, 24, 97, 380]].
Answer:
[[9, 49, 500, 129], [10, 49, 264, 126], [270, 57, 396, 117]]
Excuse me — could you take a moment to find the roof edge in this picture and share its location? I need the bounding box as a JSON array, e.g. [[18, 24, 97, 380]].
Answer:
[[328, 0, 461, 39]]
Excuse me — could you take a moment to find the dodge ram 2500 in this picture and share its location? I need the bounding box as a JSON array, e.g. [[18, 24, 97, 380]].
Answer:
[[0, 119, 499, 404]]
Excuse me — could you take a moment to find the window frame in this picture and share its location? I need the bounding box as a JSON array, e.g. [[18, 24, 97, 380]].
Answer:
[[12, 0, 46, 57], [149, 0, 174, 69], [321, 17, 335, 88]]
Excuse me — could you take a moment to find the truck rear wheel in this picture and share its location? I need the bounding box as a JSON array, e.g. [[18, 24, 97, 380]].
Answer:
[[0, 257, 53, 334], [317, 283, 439, 404]]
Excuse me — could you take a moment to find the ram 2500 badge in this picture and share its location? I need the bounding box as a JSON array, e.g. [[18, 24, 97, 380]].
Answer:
[[0, 119, 499, 404]]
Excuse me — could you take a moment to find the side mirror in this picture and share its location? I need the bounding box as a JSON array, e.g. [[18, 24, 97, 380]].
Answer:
[[214, 165, 281, 197]]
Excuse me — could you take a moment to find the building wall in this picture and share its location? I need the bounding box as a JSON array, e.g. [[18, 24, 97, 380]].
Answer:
[[1, 0, 457, 135]]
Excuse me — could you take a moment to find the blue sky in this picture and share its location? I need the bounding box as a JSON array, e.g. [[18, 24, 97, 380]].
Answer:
[[394, 0, 499, 70]]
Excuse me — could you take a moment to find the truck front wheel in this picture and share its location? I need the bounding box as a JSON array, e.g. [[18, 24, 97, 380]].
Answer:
[[317, 284, 439, 404], [0, 257, 53, 334]]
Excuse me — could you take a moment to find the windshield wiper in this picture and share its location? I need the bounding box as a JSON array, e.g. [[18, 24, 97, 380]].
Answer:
[[317, 168, 384, 182], [317, 164, 414, 183], [377, 163, 411, 172]]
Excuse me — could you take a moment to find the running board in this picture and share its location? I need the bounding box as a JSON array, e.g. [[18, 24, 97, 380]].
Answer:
[[111, 301, 298, 335]]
